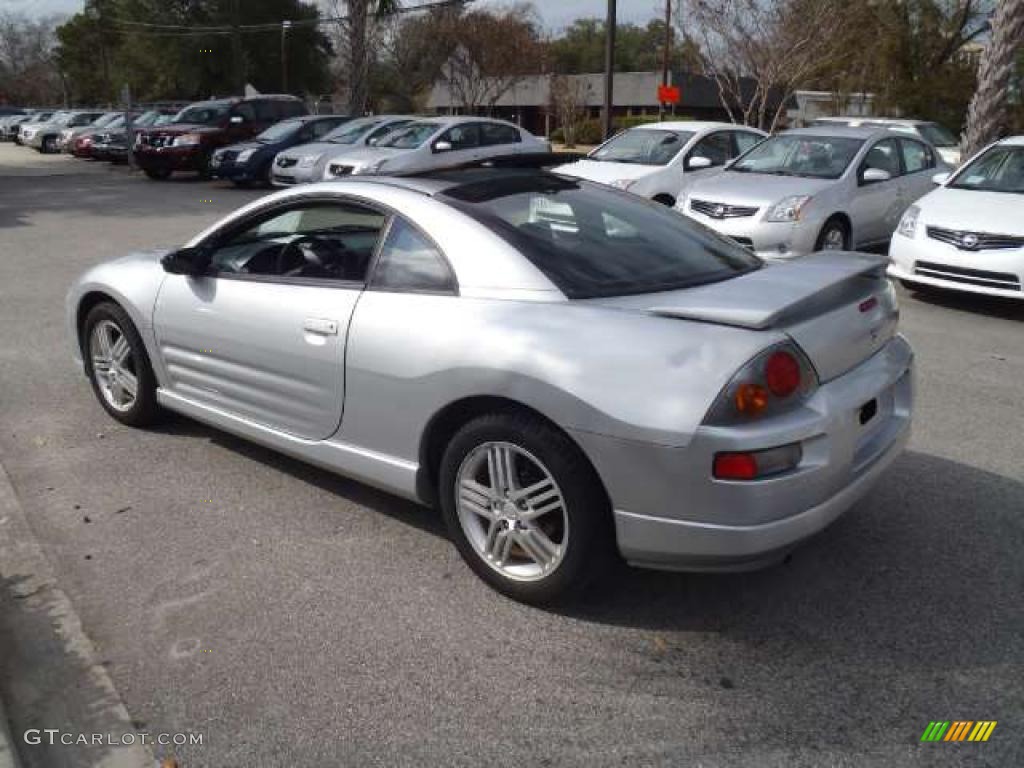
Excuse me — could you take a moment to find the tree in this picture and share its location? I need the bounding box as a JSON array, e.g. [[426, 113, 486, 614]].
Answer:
[[549, 74, 592, 146], [439, 4, 541, 112], [963, 0, 1024, 155], [680, 0, 857, 131], [373, 7, 457, 111], [324, 0, 400, 115], [547, 17, 700, 75], [0, 12, 64, 106]]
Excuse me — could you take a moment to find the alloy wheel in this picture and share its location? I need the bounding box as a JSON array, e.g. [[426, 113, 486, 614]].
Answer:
[[89, 319, 138, 413], [822, 226, 846, 250], [455, 441, 569, 582]]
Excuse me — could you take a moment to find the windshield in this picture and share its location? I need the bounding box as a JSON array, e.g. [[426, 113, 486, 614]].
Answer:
[[591, 129, 695, 165], [949, 145, 1024, 194], [324, 119, 380, 144], [441, 173, 760, 299], [91, 113, 119, 127], [730, 135, 863, 179], [917, 122, 957, 147], [172, 103, 229, 125], [377, 122, 440, 149], [257, 119, 302, 142]]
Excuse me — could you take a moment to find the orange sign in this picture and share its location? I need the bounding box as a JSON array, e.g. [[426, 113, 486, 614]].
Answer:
[[657, 84, 681, 104]]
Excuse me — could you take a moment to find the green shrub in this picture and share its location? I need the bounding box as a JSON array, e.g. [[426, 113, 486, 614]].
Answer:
[[553, 114, 696, 145]]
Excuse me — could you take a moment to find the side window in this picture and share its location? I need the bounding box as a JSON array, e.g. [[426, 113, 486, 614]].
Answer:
[[233, 102, 257, 122], [367, 120, 410, 145], [900, 139, 934, 173], [688, 132, 732, 166], [861, 138, 901, 179], [208, 201, 386, 282], [254, 101, 278, 122], [310, 119, 338, 139], [479, 122, 521, 146], [438, 123, 480, 151], [732, 132, 762, 156], [369, 217, 454, 293]]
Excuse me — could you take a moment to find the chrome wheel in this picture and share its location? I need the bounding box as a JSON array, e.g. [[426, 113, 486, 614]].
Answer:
[[455, 441, 569, 582], [89, 319, 138, 413], [821, 225, 846, 250]]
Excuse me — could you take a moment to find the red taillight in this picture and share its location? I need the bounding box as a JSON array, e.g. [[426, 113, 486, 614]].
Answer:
[[764, 350, 801, 397], [713, 452, 758, 480]]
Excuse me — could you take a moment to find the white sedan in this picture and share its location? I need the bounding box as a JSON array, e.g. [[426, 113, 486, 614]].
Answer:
[[553, 121, 766, 207], [889, 136, 1024, 299]]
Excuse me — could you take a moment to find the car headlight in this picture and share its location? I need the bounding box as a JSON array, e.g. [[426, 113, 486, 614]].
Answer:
[[765, 195, 811, 222], [609, 178, 636, 190], [897, 205, 920, 239], [297, 153, 321, 168], [173, 133, 202, 147], [356, 159, 387, 175], [236, 148, 255, 164]]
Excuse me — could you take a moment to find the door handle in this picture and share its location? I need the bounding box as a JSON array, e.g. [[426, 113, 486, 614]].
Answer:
[[303, 318, 338, 335]]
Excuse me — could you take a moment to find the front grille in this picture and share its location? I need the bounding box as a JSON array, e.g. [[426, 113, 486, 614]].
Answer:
[[729, 236, 755, 250], [926, 226, 1024, 251], [141, 133, 175, 148], [914, 261, 1021, 291], [690, 199, 760, 219], [328, 163, 354, 177], [213, 150, 237, 167], [276, 156, 297, 168], [272, 173, 296, 185]]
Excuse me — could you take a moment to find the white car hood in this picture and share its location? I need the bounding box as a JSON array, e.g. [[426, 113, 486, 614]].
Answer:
[[278, 140, 357, 161], [686, 171, 836, 207], [920, 188, 1024, 235], [553, 159, 660, 185], [329, 146, 413, 169]]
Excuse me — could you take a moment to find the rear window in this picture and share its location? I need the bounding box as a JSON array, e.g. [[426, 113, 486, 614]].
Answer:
[[440, 173, 760, 299]]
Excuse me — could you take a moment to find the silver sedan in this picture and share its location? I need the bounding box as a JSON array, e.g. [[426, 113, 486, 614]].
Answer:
[[67, 168, 913, 603], [679, 126, 949, 260]]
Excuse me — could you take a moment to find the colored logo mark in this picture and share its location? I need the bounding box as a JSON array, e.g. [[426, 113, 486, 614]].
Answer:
[[920, 721, 997, 742]]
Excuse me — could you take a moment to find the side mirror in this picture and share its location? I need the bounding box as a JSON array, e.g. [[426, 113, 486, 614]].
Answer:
[[432, 140, 453, 153], [161, 246, 209, 276], [861, 167, 892, 184], [931, 171, 951, 185], [229, 115, 244, 124], [687, 156, 713, 170]]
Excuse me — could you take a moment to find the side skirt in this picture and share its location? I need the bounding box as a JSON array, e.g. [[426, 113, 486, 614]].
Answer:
[[157, 389, 423, 503]]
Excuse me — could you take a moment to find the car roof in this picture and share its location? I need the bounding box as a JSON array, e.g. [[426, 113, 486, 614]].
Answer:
[[997, 135, 1024, 146], [409, 115, 521, 128], [629, 120, 754, 132], [781, 125, 898, 140]]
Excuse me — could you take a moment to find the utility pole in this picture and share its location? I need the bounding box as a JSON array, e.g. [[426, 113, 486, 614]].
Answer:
[[231, 0, 244, 94], [659, 0, 672, 120], [281, 20, 292, 93], [603, 0, 617, 140]]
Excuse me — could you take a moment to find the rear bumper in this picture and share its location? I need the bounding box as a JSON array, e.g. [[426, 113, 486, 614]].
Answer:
[[888, 231, 1023, 298], [576, 335, 914, 571]]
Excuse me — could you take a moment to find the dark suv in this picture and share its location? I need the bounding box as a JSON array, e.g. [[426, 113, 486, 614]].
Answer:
[[132, 95, 307, 180]]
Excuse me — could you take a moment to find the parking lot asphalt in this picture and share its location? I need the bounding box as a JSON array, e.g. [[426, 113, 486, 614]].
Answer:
[[0, 143, 1022, 767]]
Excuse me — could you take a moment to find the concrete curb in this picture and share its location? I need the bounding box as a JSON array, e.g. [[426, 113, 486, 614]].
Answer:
[[0, 458, 154, 768]]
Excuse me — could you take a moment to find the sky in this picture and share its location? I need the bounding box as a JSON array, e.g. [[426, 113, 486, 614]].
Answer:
[[7, 0, 663, 31]]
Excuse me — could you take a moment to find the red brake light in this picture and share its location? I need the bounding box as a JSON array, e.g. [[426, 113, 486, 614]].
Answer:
[[764, 350, 801, 397], [713, 452, 758, 480]]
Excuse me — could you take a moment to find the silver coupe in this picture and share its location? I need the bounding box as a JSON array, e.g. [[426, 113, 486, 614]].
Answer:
[[67, 167, 914, 603]]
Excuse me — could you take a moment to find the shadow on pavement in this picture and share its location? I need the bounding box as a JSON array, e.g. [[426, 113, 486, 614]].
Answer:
[[901, 284, 1024, 322]]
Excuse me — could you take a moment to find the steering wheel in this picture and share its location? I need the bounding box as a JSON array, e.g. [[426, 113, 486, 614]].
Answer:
[[275, 234, 347, 278]]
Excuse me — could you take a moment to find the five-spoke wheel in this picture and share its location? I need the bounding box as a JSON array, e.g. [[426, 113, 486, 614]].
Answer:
[[83, 302, 160, 426]]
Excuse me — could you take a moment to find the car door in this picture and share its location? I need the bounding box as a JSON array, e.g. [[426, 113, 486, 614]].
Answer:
[[478, 121, 524, 159], [849, 138, 903, 245], [898, 138, 939, 204], [153, 197, 388, 440], [430, 123, 482, 167]]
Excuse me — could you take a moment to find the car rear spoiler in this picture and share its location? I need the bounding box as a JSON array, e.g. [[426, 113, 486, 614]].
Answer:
[[647, 252, 890, 330]]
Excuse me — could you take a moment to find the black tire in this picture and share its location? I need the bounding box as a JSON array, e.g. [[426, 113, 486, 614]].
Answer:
[[815, 216, 851, 251], [144, 167, 171, 180], [41, 135, 58, 153], [82, 302, 161, 427], [652, 194, 676, 207], [439, 411, 615, 604]]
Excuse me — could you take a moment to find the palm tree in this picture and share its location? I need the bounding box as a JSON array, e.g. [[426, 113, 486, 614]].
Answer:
[[962, 0, 1024, 158]]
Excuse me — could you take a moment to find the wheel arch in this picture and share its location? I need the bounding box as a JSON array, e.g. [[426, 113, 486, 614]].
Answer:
[[416, 395, 609, 510], [652, 193, 676, 207]]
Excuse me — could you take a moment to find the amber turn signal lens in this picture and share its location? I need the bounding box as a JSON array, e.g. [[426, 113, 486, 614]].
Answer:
[[734, 382, 769, 414]]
